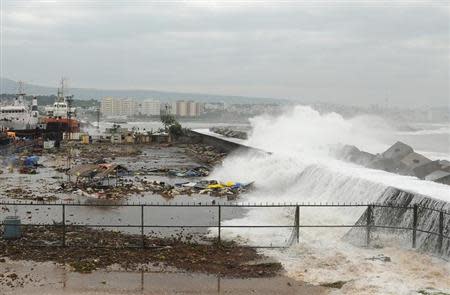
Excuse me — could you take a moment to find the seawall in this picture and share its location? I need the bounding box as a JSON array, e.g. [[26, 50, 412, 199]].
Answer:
[[190, 130, 449, 258]]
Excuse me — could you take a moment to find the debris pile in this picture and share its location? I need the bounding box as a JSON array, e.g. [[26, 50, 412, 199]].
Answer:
[[68, 163, 129, 185], [4, 188, 57, 202], [2, 155, 40, 174], [138, 166, 210, 178], [167, 166, 210, 177], [174, 180, 253, 199], [64, 179, 253, 200], [0, 227, 283, 278], [184, 144, 226, 165]]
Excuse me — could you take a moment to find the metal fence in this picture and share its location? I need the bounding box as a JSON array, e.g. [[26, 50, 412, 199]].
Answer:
[[0, 201, 448, 253]]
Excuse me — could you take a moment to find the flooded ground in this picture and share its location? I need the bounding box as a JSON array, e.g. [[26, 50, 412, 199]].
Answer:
[[0, 142, 317, 294], [0, 144, 245, 240], [0, 259, 325, 295]]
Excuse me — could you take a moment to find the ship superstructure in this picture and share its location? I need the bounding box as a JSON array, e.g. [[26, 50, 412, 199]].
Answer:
[[42, 79, 80, 133], [0, 81, 39, 132], [44, 79, 77, 119]]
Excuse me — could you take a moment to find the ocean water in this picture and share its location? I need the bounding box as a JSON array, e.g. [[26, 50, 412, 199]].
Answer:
[[205, 105, 450, 294]]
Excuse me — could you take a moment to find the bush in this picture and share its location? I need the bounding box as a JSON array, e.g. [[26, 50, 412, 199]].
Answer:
[[169, 122, 183, 137]]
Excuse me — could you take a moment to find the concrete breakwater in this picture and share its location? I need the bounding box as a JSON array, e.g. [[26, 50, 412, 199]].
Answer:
[[187, 130, 267, 155], [336, 141, 450, 186], [192, 129, 450, 258], [345, 187, 450, 258]]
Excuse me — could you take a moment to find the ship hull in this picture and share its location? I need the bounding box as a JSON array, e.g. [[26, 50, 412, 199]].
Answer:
[[42, 118, 80, 133]]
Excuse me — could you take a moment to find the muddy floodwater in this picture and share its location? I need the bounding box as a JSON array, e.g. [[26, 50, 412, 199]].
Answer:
[[0, 143, 326, 294], [0, 145, 245, 241], [0, 259, 325, 295]]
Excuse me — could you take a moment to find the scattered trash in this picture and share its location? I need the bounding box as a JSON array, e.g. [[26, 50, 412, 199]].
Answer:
[[366, 254, 391, 262], [168, 166, 210, 177], [23, 156, 39, 167], [0, 226, 283, 278], [184, 144, 226, 165], [4, 188, 58, 202]]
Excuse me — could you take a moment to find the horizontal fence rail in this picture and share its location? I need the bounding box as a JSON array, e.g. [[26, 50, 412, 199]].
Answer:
[[0, 202, 448, 253]]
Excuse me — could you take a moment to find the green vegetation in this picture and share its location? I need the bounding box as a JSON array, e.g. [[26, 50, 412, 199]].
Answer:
[[160, 112, 185, 137], [160, 112, 177, 132]]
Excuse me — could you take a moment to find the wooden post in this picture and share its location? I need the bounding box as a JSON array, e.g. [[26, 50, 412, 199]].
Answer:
[[62, 204, 66, 247], [295, 205, 300, 244], [412, 204, 418, 248], [366, 205, 372, 247]]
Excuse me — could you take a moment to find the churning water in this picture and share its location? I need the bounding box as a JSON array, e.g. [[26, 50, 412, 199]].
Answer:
[[208, 105, 450, 294]]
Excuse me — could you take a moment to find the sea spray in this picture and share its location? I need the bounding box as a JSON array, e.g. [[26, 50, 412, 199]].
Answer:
[[209, 105, 450, 294]]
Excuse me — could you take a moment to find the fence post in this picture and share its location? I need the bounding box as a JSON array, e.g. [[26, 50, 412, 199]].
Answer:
[[218, 205, 221, 244], [141, 205, 145, 249], [295, 205, 300, 244], [438, 211, 444, 254], [62, 204, 66, 247], [366, 205, 372, 247], [412, 204, 418, 248]]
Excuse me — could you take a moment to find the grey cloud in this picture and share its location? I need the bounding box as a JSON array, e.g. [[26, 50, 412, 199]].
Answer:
[[1, 1, 449, 106]]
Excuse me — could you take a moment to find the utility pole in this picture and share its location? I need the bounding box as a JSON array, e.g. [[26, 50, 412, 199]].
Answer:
[[97, 106, 100, 130], [63, 78, 74, 183]]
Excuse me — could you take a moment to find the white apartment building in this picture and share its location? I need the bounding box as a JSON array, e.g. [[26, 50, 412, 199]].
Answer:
[[121, 99, 139, 117], [101, 97, 203, 118], [101, 97, 115, 116], [140, 100, 161, 116], [101, 97, 160, 117]]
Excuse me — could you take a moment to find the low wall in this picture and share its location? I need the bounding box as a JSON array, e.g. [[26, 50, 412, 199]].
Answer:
[[187, 130, 268, 155]]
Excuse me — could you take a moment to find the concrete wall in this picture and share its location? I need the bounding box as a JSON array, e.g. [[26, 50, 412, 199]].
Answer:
[[188, 130, 268, 155]]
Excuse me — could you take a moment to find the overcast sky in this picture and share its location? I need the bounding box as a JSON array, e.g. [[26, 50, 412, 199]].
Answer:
[[1, 0, 449, 106]]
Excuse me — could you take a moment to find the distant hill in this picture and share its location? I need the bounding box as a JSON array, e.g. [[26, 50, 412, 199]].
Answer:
[[0, 77, 285, 104]]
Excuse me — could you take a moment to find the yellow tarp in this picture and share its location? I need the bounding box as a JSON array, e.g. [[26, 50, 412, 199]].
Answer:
[[225, 181, 235, 187], [207, 184, 224, 189]]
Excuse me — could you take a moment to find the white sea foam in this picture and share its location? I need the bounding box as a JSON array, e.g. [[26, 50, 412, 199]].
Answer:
[[207, 105, 450, 294]]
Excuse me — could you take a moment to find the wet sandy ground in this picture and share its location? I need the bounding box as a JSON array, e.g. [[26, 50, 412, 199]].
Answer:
[[0, 259, 325, 295]]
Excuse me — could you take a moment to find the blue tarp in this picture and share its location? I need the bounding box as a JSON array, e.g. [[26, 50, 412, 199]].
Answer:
[[24, 156, 39, 167]]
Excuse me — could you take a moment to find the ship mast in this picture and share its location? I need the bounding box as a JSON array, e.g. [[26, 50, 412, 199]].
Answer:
[[58, 78, 66, 103], [15, 81, 25, 106], [61, 77, 74, 183]]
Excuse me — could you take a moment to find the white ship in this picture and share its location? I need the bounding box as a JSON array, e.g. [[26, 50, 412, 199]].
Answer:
[[44, 78, 77, 119], [0, 82, 39, 131]]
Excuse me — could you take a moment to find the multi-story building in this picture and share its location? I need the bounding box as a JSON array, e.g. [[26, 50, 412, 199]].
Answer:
[[102, 97, 155, 117], [176, 101, 189, 117], [101, 97, 203, 118], [174, 101, 203, 117], [121, 98, 139, 117], [101, 97, 115, 116], [140, 100, 161, 116]]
